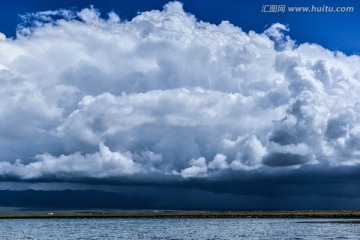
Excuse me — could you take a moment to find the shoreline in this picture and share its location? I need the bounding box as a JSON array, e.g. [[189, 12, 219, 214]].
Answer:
[[1, 210, 360, 219]]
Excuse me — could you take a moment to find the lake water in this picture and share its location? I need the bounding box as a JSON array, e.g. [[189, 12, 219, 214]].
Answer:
[[0, 218, 359, 239]]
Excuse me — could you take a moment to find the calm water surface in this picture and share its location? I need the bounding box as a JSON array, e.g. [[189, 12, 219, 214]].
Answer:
[[0, 218, 359, 239]]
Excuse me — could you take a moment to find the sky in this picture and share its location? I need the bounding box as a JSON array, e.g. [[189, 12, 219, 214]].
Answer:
[[0, 0, 360, 210], [1, 0, 360, 55]]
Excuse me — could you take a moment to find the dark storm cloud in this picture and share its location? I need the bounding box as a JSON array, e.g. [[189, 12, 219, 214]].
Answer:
[[0, 1, 360, 208]]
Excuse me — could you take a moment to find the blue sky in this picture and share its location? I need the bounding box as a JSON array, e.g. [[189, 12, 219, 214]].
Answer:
[[1, 1, 360, 210], [1, 0, 360, 54]]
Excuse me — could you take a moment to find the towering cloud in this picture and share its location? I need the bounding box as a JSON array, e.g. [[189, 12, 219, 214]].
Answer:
[[0, 1, 360, 189]]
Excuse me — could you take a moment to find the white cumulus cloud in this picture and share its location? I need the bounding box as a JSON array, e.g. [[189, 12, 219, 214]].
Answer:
[[0, 1, 360, 181]]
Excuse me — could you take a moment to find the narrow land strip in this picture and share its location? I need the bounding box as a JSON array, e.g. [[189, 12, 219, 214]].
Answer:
[[1, 210, 360, 219]]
